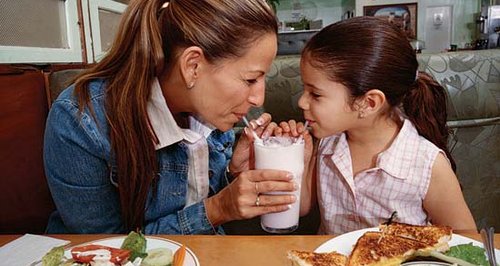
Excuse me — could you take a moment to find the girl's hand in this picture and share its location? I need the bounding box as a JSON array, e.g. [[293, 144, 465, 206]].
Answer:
[[204, 169, 297, 225], [263, 119, 303, 138], [262, 120, 313, 167], [229, 113, 272, 175]]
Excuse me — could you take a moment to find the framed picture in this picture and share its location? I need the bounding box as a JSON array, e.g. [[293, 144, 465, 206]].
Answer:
[[364, 3, 418, 39]]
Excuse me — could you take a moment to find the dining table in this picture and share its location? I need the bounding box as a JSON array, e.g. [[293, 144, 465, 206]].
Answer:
[[1, 232, 499, 265]]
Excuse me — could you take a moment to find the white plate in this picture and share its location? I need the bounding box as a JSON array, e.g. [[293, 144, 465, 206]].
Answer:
[[315, 227, 500, 259], [65, 236, 200, 266], [401, 262, 452, 266]]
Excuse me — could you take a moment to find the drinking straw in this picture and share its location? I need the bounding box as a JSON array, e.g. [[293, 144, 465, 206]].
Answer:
[[242, 117, 262, 142]]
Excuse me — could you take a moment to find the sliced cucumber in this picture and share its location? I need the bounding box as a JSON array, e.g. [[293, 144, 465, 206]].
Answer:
[[141, 248, 173, 266]]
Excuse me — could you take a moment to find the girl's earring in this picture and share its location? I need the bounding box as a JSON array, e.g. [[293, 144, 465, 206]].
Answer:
[[187, 82, 195, 89]]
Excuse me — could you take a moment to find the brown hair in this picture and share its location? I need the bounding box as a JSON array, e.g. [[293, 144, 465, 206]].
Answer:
[[73, 0, 277, 231], [303, 16, 456, 171]]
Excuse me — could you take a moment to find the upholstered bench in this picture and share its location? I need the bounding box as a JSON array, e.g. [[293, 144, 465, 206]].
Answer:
[[41, 50, 500, 234], [418, 50, 500, 230]]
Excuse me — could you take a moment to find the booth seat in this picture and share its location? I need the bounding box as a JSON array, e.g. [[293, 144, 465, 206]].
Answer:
[[8, 48, 496, 234]]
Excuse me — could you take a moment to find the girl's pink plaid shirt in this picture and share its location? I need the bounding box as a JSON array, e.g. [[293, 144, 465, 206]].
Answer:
[[316, 119, 445, 235]]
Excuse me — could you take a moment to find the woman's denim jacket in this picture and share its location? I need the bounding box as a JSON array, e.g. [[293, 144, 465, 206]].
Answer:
[[44, 79, 235, 234]]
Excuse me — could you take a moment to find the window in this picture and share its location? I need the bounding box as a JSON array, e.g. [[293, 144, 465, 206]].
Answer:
[[0, 0, 127, 64], [0, 0, 82, 63], [85, 0, 127, 62]]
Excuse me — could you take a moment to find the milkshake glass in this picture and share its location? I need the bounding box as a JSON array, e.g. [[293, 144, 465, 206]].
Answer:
[[254, 136, 304, 233]]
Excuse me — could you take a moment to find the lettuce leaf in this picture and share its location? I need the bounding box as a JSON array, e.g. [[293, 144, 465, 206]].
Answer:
[[42, 246, 64, 266], [445, 243, 489, 266], [120, 231, 148, 261]]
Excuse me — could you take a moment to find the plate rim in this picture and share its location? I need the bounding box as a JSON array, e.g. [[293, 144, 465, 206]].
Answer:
[[314, 227, 500, 258], [65, 235, 200, 266], [314, 227, 377, 254]]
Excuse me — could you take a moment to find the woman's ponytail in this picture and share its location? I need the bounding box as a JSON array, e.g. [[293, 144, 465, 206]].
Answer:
[[403, 72, 456, 171]]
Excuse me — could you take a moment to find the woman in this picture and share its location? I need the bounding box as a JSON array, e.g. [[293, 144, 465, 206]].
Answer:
[[44, 0, 297, 234]]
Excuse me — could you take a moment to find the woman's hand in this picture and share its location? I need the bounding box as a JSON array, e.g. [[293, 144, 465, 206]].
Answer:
[[228, 113, 272, 175], [204, 169, 297, 225], [210, 117, 314, 225]]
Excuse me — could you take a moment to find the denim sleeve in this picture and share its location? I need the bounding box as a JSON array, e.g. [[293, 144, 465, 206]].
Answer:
[[144, 201, 217, 234], [44, 99, 124, 233]]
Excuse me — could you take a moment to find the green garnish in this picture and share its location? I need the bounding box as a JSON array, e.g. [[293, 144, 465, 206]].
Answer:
[[41, 246, 65, 266], [120, 231, 148, 261], [445, 243, 489, 266]]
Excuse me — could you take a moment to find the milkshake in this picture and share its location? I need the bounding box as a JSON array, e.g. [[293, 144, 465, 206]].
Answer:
[[254, 136, 304, 233]]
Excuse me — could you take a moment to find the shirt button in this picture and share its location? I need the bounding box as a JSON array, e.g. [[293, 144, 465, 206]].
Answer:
[[209, 170, 214, 178]]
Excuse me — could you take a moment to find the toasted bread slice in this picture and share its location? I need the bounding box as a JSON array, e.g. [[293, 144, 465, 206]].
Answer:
[[288, 250, 348, 266], [347, 232, 429, 266], [379, 222, 452, 252]]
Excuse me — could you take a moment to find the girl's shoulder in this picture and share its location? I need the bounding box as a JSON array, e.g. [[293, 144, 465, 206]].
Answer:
[[400, 119, 441, 153], [390, 120, 445, 168]]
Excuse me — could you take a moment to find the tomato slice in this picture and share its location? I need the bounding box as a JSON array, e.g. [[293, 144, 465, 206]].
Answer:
[[71, 244, 130, 264]]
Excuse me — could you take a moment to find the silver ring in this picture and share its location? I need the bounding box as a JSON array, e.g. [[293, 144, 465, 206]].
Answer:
[[254, 182, 259, 194], [255, 195, 260, 207]]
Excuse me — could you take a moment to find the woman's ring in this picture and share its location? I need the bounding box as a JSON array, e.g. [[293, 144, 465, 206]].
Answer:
[[255, 195, 260, 207], [254, 182, 259, 194]]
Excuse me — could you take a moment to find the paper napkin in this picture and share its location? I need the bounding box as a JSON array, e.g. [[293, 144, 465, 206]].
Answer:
[[0, 234, 70, 266]]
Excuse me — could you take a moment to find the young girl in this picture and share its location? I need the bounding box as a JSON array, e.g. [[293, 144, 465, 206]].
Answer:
[[294, 16, 476, 234]]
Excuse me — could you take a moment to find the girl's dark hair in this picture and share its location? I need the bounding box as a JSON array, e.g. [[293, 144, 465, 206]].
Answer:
[[303, 16, 455, 171], [73, 0, 277, 231]]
